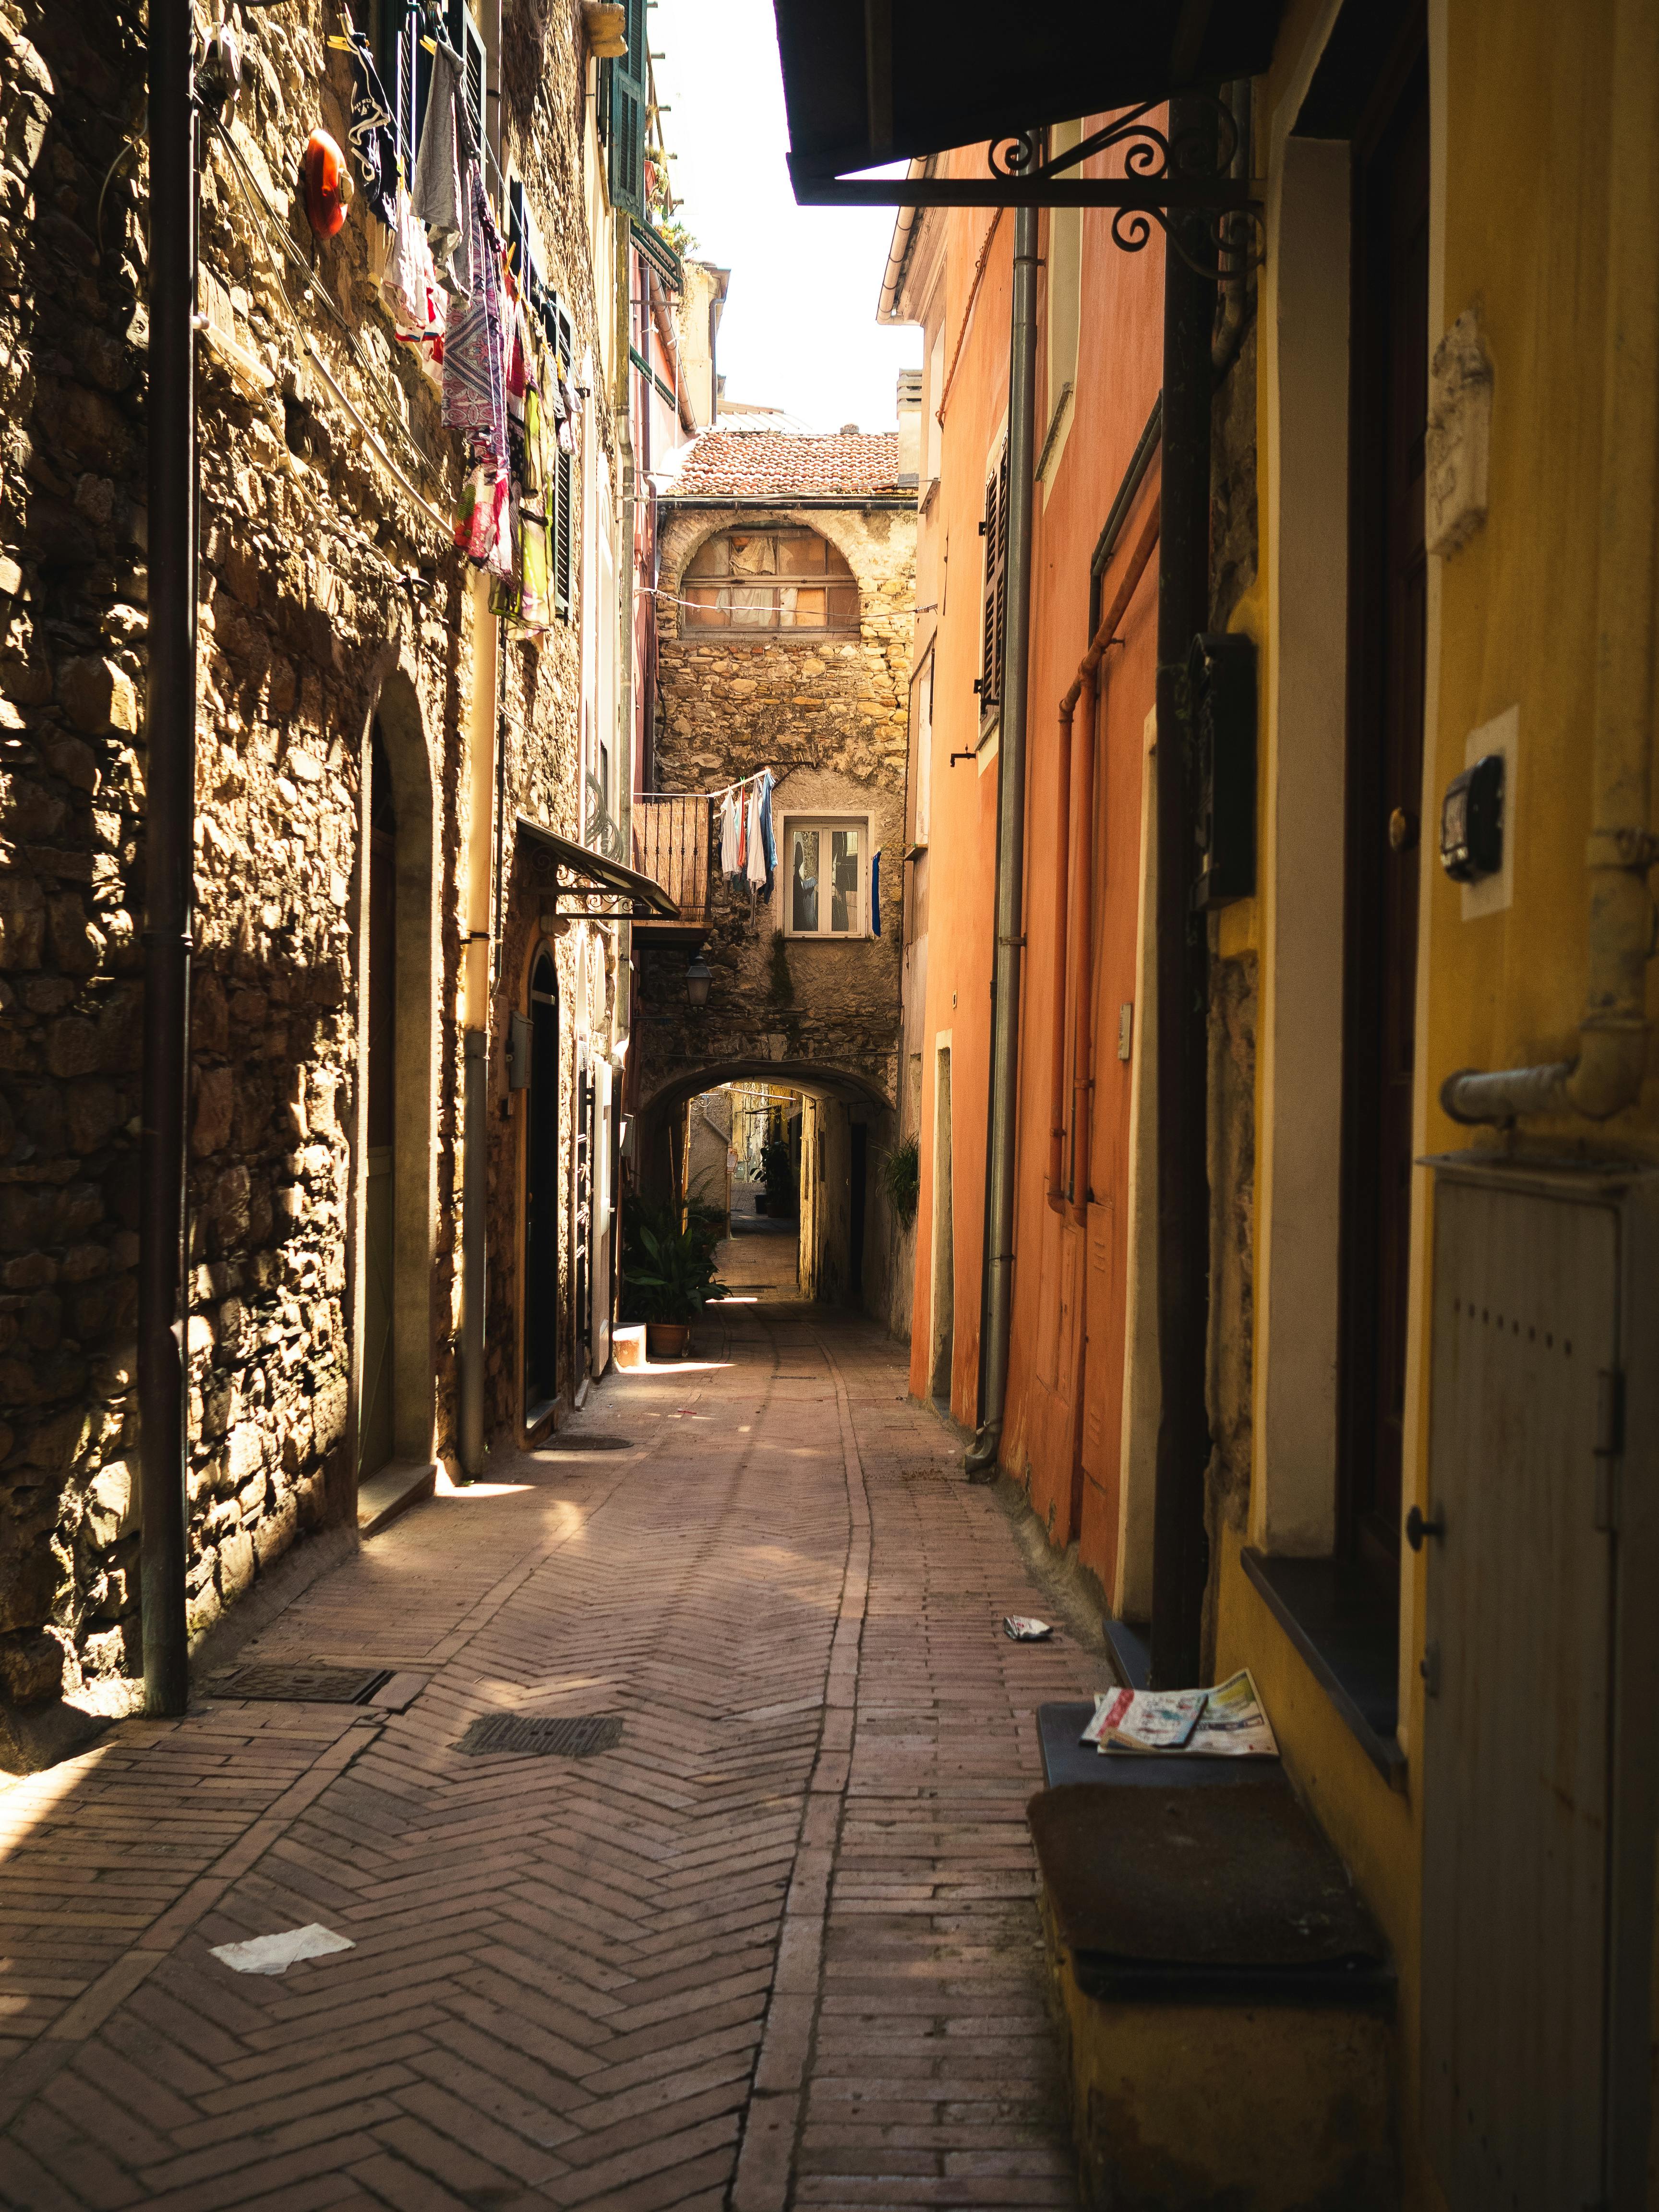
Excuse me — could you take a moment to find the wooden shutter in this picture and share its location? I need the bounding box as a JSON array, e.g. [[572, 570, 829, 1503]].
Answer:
[[980, 441, 1010, 717], [456, 1, 486, 154], [606, 0, 647, 216], [550, 292, 575, 622]]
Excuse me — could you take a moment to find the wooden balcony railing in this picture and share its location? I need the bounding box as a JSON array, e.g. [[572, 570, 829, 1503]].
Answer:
[[630, 794, 710, 929]]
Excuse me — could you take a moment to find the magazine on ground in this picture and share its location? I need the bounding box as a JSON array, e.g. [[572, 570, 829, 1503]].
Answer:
[[1079, 1669, 1280, 1757]]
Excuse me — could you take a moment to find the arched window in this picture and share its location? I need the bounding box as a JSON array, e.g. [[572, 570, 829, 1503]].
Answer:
[[681, 527, 859, 633]]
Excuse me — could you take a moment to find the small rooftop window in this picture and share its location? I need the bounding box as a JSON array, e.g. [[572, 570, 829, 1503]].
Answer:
[[682, 528, 859, 633]]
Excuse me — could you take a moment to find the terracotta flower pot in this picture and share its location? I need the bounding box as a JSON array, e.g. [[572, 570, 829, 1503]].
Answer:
[[646, 1322, 692, 1360]]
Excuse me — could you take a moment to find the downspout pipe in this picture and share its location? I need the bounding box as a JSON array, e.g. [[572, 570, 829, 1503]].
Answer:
[[965, 202, 1039, 1479], [460, 573, 498, 1476], [138, 1, 196, 1718], [1045, 687, 1077, 1214], [1149, 96, 1217, 1687], [1441, 0, 1659, 1131]]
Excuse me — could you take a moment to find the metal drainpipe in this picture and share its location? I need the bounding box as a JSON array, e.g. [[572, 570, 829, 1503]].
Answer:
[[460, 574, 497, 1476], [1441, 0, 1659, 1131], [1149, 95, 1218, 1687], [964, 202, 1039, 1480], [138, 1, 197, 1717]]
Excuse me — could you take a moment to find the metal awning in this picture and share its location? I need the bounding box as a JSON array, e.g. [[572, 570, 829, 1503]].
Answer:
[[773, 0, 1284, 205], [515, 816, 679, 921]]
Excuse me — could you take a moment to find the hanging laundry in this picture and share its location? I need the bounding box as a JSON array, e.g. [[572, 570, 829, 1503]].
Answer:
[[756, 769, 777, 900], [411, 38, 475, 293], [719, 791, 740, 875], [735, 787, 749, 875], [443, 173, 507, 466], [342, 24, 398, 228], [745, 782, 769, 894], [377, 186, 427, 329]]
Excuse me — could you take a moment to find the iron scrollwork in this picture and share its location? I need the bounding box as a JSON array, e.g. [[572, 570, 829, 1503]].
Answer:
[[988, 96, 1265, 277]]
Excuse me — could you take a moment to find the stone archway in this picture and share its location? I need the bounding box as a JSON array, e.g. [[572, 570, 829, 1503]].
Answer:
[[636, 1058, 899, 1322], [353, 662, 438, 1488]]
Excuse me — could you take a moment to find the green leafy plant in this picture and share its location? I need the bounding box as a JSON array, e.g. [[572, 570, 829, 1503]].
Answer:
[[620, 1195, 725, 1324], [763, 1138, 797, 1219], [882, 1133, 920, 1227]]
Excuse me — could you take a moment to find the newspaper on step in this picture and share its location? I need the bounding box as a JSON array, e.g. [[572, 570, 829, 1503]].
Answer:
[[1080, 1668, 1279, 1757]]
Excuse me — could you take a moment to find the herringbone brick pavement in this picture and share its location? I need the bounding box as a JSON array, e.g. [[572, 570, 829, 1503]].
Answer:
[[0, 1308, 1100, 2210]]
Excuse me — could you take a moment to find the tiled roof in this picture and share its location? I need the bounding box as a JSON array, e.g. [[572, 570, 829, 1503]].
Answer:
[[667, 429, 903, 500]]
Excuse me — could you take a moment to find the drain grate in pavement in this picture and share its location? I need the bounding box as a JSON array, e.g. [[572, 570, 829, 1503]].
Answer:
[[535, 1436, 636, 1453], [456, 1713, 623, 1758], [214, 1663, 392, 1705]]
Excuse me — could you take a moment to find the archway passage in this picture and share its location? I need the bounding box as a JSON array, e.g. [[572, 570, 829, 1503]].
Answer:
[[361, 720, 397, 1479], [637, 1058, 897, 1323], [525, 951, 560, 1421]]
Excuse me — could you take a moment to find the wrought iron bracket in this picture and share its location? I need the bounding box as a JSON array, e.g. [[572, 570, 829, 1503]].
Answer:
[[790, 100, 1266, 274]]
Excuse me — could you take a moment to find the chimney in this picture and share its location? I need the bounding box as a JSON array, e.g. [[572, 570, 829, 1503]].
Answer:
[[896, 367, 922, 488]]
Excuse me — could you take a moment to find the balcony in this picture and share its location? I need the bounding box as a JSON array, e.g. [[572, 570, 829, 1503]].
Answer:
[[630, 793, 711, 939]]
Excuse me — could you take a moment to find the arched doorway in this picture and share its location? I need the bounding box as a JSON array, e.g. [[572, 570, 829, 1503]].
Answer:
[[354, 666, 437, 1492], [524, 950, 560, 1422], [361, 720, 397, 1476]]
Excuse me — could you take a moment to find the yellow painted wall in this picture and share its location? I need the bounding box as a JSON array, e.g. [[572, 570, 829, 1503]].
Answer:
[[1220, 1, 1641, 2203]]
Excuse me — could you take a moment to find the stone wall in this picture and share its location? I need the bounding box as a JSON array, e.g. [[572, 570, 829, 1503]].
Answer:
[[637, 501, 914, 1113], [0, 0, 613, 1712]]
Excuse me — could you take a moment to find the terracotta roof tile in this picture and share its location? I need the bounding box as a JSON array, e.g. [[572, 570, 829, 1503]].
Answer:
[[667, 429, 904, 500]]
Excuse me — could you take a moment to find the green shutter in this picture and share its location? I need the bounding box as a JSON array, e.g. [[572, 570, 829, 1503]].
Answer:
[[554, 445, 574, 620], [606, 0, 647, 216]]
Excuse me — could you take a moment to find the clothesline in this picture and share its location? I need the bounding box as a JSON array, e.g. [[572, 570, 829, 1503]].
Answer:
[[640, 767, 781, 803]]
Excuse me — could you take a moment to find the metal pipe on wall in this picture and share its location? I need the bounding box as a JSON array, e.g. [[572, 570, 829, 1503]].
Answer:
[[965, 202, 1039, 1480], [138, 0, 197, 1717], [1149, 96, 1217, 1687], [460, 573, 498, 1476]]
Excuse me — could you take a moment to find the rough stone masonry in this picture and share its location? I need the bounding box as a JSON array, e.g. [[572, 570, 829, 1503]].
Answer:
[[0, 0, 615, 1714]]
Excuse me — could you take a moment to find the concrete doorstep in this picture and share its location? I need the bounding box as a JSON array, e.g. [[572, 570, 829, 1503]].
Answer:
[[355, 1459, 438, 1536]]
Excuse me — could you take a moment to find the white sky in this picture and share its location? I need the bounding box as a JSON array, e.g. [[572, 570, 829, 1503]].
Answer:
[[649, 0, 923, 433]]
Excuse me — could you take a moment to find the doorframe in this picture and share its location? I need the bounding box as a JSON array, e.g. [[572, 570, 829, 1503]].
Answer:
[[350, 663, 438, 1497], [930, 1036, 954, 1408]]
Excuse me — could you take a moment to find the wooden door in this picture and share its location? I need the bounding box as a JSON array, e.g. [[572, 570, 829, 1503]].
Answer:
[[1421, 1175, 1616, 2209], [361, 722, 396, 1479], [525, 953, 560, 1417], [1340, 41, 1429, 1560]]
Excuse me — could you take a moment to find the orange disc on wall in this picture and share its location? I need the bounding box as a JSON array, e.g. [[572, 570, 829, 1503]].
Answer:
[[302, 129, 352, 238]]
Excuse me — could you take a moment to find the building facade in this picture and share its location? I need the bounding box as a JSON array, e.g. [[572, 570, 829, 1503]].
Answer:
[[631, 425, 916, 1322], [0, 0, 702, 1722], [838, 0, 1659, 2197]]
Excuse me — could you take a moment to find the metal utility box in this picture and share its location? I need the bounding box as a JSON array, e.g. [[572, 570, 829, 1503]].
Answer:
[[1421, 1155, 1659, 2212], [1189, 630, 1257, 912]]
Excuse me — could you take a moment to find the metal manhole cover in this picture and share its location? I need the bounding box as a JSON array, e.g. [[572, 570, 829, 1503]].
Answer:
[[456, 1714, 623, 1757], [536, 1437, 636, 1453], [215, 1664, 392, 1705]]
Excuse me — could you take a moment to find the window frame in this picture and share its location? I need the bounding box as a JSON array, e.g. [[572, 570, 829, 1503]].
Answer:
[[680, 527, 861, 639], [779, 814, 873, 941]]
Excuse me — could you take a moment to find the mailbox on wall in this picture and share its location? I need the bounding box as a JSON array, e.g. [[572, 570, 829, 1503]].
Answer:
[[1189, 631, 1257, 912]]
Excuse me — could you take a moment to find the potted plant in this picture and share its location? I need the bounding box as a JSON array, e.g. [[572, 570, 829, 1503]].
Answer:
[[620, 1196, 724, 1358]]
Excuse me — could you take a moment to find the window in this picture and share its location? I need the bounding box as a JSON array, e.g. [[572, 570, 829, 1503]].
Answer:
[[784, 819, 866, 937], [606, 0, 647, 215], [682, 529, 859, 633], [909, 653, 933, 847], [925, 324, 944, 488], [980, 441, 1010, 725]]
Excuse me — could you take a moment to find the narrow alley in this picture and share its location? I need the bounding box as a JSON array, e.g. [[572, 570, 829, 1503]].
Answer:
[[0, 1310, 1095, 2209]]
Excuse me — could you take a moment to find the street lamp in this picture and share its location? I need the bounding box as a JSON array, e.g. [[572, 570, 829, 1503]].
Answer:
[[685, 954, 711, 1010]]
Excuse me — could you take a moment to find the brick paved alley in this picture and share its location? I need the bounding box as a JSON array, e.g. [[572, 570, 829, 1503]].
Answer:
[[0, 1309, 1105, 2211]]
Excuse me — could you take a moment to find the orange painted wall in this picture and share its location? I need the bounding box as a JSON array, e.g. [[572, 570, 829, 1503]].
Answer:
[[999, 146, 1164, 1591], [906, 158, 1015, 1420], [906, 130, 1165, 1596]]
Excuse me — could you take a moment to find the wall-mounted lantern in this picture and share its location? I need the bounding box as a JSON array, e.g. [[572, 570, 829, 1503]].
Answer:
[[685, 955, 712, 1010]]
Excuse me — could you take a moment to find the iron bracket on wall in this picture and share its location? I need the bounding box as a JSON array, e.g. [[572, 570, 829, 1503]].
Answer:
[[792, 102, 1265, 277]]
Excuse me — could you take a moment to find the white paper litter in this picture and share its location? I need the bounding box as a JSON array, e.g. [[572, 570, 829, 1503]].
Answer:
[[1002, 1616, 1054, 1642], [209, 1923, 355, 1975]]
